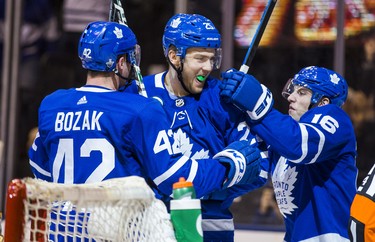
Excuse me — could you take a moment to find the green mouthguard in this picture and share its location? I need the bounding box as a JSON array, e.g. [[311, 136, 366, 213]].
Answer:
[[197, 75, 206, 82]]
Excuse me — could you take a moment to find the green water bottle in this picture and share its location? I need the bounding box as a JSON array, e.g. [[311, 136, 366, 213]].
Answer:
[[170, 177, 203, 242]]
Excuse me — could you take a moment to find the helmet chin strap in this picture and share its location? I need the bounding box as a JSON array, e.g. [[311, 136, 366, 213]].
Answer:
[[114, 66, 134, 89], [167, 57, 194, 96]]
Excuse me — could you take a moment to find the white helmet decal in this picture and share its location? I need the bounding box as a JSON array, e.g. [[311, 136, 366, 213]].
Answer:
[[170, 18, 182, 28], [330, 74, 340, 85], [113, 27, 123, 38]]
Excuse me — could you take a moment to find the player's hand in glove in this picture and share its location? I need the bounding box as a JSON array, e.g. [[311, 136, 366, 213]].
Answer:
[[219, 68, 274, 121], [214, 140, 261, 189]]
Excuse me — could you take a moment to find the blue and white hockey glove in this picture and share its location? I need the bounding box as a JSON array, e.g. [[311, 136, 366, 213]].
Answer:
[[220, 68, 274, 121], [214, 140, 261, 189]]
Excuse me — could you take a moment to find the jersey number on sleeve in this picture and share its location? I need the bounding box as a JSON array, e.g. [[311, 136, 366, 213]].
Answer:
[[52, 138, 115, 183], [311, 114, 339, 134]]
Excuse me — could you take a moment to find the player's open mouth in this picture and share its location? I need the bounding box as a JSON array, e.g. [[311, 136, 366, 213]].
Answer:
[[196, 75, 206, 82]]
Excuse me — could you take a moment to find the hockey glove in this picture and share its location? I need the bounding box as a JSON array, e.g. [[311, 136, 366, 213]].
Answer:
[[214, 140, 261, 189], [220, 68, 274, 121]]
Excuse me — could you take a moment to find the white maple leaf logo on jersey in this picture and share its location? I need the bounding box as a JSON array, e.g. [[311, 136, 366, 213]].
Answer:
[[172, 129, 193, 157], [330, 73, 340, 84], [170, 18, 182, 28], [272, 157, 298, 217], [113, 27, 123, 38], [192, 149, 210, 159], [171, 128, 210, 159]]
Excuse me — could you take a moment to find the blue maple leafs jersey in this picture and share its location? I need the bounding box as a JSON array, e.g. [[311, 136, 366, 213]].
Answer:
[[251, 105, 357, 242], [29, 85, 229, 199], [126, 72, 268, 242]]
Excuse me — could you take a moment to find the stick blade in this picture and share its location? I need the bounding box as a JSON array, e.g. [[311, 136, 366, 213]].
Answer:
[[109, 0, 128, 26]]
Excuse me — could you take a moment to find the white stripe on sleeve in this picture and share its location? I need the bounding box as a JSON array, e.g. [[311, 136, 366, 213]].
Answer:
[[153, 156, 190, 186], [186, 158, 198, 182], [29, 159, 51, 177]]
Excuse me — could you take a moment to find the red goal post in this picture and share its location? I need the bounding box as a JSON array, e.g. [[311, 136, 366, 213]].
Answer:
[[4, 176, 176, 242]]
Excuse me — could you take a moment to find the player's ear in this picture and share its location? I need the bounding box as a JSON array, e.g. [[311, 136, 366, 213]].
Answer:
[[168, 49, 180, 66], [117, 55, 127, 70], [318, 97, 330, 106]]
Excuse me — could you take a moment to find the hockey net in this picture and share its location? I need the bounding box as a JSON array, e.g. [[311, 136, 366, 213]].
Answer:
[[4, 176, 176, 242]]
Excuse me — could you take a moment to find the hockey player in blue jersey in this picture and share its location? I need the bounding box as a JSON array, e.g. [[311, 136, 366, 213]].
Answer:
[[126, 13, 268, 242], [28, 21, 264, 241], [219, 66, 358, 241]]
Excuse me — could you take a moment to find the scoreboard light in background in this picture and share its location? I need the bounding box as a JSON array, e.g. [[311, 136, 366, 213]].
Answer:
[[295, 0, 375, 43], [234, 0, 375, 47], [234, 0, 291, 47]]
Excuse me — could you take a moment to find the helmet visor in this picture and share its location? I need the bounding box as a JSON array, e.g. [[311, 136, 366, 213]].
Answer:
[[282, 78, 294, 100], [213, 48, 222, 70], [126, 44, 141, 67], [282, 78, 317, 104]]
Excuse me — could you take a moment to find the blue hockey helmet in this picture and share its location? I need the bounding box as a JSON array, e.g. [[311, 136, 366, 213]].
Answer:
[[78, 21, 140, 72], [162, 13, 222, 69], [282, 66, 348, 107]]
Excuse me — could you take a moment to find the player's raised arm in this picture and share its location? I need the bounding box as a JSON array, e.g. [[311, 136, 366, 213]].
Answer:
[[220, 66, 357, 242], [219, 67, 354, 163]]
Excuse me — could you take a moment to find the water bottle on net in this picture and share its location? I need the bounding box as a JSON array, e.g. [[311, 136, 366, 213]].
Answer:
[[170, 177, 203, 242]]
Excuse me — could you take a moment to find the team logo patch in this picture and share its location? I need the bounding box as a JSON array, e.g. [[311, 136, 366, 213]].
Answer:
[[113, 27, 123, 38], [273, 157, 298, 216], [171, 18, 182, 28], [175, 99, 184, 107], [330, 73, 340, 84], [106, 59, 114, 68]]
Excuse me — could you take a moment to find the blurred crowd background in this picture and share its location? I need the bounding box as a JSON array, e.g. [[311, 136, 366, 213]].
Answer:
[[0, 0, 374, 230]]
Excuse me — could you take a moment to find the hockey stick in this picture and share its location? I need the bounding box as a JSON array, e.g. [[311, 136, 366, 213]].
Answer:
[[239, 0, 277, 74], [109, 0, 148, 97]]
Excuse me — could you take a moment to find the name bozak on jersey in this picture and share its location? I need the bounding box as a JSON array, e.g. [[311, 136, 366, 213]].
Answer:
[[29, 85, 236, 201]]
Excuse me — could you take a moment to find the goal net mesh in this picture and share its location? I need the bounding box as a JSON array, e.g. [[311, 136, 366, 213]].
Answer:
[[4, 176, 176, 242]]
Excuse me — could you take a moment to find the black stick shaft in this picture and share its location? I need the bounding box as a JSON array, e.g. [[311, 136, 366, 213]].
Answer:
[[240, 0, 277, 73], [109, 0, 147, 97]]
